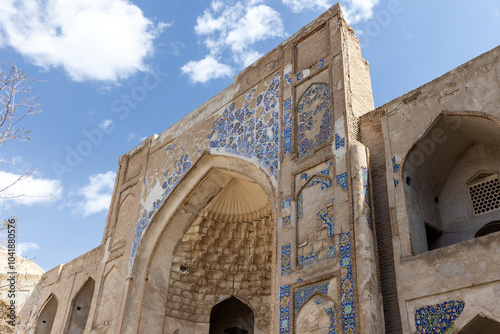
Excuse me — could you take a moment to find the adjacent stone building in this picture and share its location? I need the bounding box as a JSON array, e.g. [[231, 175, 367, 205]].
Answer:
[[19, 4, 500, 334]]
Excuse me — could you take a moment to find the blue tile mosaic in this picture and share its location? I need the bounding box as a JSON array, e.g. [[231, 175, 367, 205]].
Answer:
[[297, 83, 332, 158], [392, 156, 400, 173], [327, 246, 336, 258], [335, 133, 345, 149], [294, 282, 329, 315], [296, 70, 305, 83], [337, 172, 348, 189], [283, 97, 292, 154], [130, 144, 192, 264], [282, 216, 291, 227], [207, 73, 280, 179], [317, 58, 325, 70], [282, 197, 291, 209], [281, 244, 291, 275], [300, 173, 309, 180], [361, 166, 372, 230], [339, 232, 351, 267], [320, 167, 330, 176], [415, 300, 465, 334], [284, 71, 292, 85], [280, 285, 291, 334], [298, 252, 318, 266], [394, 178, 399, 187], [325, 305, 338, 334], [339, 231, 356, 334], [297, 193, 303, 218], [318, 208, 334, 236], [308, 176, 332, 190]]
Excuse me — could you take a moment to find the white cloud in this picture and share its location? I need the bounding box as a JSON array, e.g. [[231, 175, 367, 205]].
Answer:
[[76, 171, 116, 216], [282, 0, 332, 13], [0, 0, 169, 82], [127, 133, 148, 142], [183, 0, 284, 83], [181, 55, 233, 84], [18, 242, 40, 256], [99, 119, 114, 131], [282, 0, 378, 24], [0, 171, 62, 205]]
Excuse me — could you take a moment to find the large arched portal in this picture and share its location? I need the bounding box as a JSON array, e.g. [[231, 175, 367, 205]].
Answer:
[[135, 157, 274, 334], [209, 297, 254, 334]]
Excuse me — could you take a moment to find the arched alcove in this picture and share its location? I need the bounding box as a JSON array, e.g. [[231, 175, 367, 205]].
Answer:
[[459, 314, 500, 333], [129, 154, 275, 334], [35, 294, 58, 334], [402, 114, 500, 254], [209, 297, 254, 334], [295, 293, 337, 333], [65, 277, 95, 334]]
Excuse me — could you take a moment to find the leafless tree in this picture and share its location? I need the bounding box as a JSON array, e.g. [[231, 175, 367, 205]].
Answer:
[[0, 62, 42, 210]]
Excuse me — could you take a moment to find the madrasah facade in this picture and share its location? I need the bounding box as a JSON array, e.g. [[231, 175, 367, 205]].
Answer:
[[19, 3, 500, 334]]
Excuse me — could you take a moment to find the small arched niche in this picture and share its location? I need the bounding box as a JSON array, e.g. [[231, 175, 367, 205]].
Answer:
[[35, 294, 58, 334], [402, 114, 500, 254], [65, 277, 95, 334], [209, 297, 254, 334]]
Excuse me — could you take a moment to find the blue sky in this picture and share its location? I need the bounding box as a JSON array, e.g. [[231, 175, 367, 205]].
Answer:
[[0, 0, 499, 271]]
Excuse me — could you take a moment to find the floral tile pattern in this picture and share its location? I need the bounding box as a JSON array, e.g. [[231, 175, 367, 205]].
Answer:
[[415, 300, 465, 334], [280, 285, 291, 334], [281, 244, 291, 275]]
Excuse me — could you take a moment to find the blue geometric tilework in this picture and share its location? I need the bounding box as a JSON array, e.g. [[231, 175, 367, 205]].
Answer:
[[283, 97, 292, 154], [130, 144, 192, 264], [297, 83, 331, 158], [339, 231, 356, 334], [207, 73, 280, 179], [294, 282, 330, 315], [341, 271, 356, 334], [325, 305, 338, 334], [394, 178, 399, 187], [300, 173, 309, 180], [361, 166, 372, 230], [320, 167, 330, 176], [296, 70, 305, 83], [339, 232, 351, 267], [328, 246, 336, 258], [282, 216, 291, 227], [392, 156, 400, 173], [284, 71, 292, 85], [317, 58, 325, 70], [281, 244, 291, 275], [282, 197, 291, 209], [335, 133, 345, 149], [415, 300, 465, 334], [308, 176, 332, 190], [337, 172, 348, 189], [318, 208, 334, 236], [280, 285, 291, 334], [298, 252, 318, 267]]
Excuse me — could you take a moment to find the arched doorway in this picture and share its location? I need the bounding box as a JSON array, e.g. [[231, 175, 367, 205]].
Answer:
[[131, 155, 275, 334], [65, 278, 95, 334], [209, 297, 254, 334]]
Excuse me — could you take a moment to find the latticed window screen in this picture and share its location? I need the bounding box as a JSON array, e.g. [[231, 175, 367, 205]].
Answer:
[[468, 172, 500, 215]]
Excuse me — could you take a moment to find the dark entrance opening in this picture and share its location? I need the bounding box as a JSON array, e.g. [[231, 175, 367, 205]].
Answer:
[[209, 297, 254, 334]]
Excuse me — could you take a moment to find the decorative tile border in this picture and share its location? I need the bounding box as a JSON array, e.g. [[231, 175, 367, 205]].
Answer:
[[392, 156, 400, 173], [340, 232, 356, 333], [335, 133, 345, 149], [282, 216, 291, 227], [283, 97, 293, 154], [415, 300, 465, 334], [280, 285, 291, 334], [297, 252, 318, 267], [282, 197, 291, 209], [281, 244, 291, 275], [318, 208, 334, 236]]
